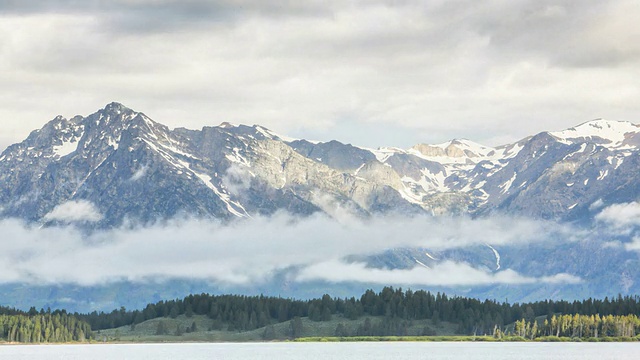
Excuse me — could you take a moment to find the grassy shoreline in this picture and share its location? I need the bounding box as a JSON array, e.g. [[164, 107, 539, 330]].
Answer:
[[93, 314, 640, 344], [4, 336, 640, 345], [294, 335, 640, 343]]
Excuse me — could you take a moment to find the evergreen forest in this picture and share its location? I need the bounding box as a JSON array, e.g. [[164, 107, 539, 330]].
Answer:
[[81, 287, 640, 341], [3, 287, 640, 343]]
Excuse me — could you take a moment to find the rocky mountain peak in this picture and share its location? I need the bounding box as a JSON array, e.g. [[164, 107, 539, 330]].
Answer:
[[218, 121, 236, 129], [410, 139, 497, 166], [82, 103, 163, 136], [549, 119, 640, 148], [102, 101, 133, 115]]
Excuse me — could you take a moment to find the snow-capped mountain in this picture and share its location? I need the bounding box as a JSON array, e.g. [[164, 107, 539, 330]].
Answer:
[[2, 103, 640, 311], [1, 103, 640, 227]]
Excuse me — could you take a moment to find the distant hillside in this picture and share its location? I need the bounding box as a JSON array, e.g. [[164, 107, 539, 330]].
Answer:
[[85, 287, 640, 341]]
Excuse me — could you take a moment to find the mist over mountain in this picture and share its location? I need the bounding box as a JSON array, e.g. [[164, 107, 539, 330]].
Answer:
[[1, 103, 639, 312]]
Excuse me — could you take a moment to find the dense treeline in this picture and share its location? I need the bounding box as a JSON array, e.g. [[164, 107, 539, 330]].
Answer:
[[80, 287, 640, 338], [84, 294, 311, 331], [0, 306, 91, 343], [510, 314, 640, 340]]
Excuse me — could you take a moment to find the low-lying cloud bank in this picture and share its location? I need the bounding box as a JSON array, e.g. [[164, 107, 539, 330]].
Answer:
[[296, 260, 582, 286], [0, 212, 583, 287]]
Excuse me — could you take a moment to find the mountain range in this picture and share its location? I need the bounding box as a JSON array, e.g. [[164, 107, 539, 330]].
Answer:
[[1, 102, 639, 312], [2, 102, 639, 226]]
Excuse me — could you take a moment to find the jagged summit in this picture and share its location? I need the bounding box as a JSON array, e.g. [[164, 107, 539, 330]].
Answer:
[[102, 101, 131, 114], [219, 121, 236, 129], [43, 103, 136, 128], [94, 102, 154, 126]]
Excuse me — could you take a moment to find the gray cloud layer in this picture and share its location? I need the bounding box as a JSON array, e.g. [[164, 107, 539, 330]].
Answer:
[[1, 0, 639, 150], [0, 212, 581, 287]]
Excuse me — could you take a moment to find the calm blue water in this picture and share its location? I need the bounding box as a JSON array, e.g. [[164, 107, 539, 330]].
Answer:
[[0, 342, 638, 359]]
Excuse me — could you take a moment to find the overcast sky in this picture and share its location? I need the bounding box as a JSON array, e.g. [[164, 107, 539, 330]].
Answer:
[[1, 0, 639, 151]]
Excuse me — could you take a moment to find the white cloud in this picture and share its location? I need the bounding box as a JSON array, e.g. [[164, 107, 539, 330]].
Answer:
[[43, 200, 103, 223], [589, 198, 605, 211], [595, 201, 640, 228], [130, 165, 148, 181], [626, 242, 640, 251], [221, 164, 252, 195], [602, 240, 623, 249], [295, 260, 582, 286], [0, 213, 579, 287], [624, 236, 640, 251], [0, 1, 639, 149]]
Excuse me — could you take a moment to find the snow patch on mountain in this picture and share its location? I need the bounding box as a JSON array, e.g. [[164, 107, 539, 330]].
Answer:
[[500, 173, 518, 194], [415, 258, 429, 268], [191, 171, 248, 218], [424, 251, 438, 261], [53, 139, 79, 157], [369, 147, 403, 163], [225, 148, 250, 167], [550, 119, 639, 149], [486, 244, 501, 271], [254, 125, 300, 143]]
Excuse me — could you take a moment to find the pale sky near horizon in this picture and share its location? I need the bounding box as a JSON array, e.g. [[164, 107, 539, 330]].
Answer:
[[1, 0, 639, 152]]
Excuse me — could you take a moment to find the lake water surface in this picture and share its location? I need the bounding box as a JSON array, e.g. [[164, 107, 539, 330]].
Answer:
[[0, 342, 638, 359]]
